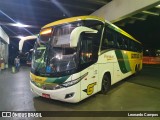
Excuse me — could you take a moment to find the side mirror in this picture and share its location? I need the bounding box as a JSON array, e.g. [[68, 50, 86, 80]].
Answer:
[[70, 26, 97, 47]]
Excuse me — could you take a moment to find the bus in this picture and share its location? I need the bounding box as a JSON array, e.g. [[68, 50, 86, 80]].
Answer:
[[19, 35, 37, 65], [30, 16, 143, 103]]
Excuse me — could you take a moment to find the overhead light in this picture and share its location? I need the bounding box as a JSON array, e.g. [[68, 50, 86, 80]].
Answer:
[[155, 4, 160, 8], [13, 22, 30, 27], [0, 21, 38, 28], [130, 17, 146, 21], [16, 22, 29, 27], [142, 11, 159, 16]]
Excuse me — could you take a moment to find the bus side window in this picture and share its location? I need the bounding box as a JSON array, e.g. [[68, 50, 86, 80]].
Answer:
[[101, 38, 108, 50], [116, 34, 129, 50], [80, 33, 95, 64], [132, 41, 138, 52], [123, 37, 129, 50], [80, 32, 100, 65], [128, 39, 132, 51], [136, 42, 142, 52], [130, 41, 135, 51], [101, 29, 115, 50], [116, 35, 123, 49]]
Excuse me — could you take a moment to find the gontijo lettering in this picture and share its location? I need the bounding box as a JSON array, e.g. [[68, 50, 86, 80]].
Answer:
[[131, 54, 140, 58]]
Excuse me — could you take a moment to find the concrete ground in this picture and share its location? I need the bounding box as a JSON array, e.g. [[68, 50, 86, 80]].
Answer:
[[0, 65, 160, 120]]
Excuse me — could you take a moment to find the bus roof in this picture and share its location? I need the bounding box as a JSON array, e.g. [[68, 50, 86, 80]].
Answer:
[[105, 20, 141, 44], [42, 16, 105, 29], [42, 15, 141, 44]]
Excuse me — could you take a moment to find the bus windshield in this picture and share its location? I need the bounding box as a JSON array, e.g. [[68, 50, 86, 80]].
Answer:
[[48, 47, 77, 73], [31, 20, 103, 76], [32, 21, 82, 76], [32, 46, 46, 73]]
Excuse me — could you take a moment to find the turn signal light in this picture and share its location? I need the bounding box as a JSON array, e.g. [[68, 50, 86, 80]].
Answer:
[[40, 28, 52, 35]]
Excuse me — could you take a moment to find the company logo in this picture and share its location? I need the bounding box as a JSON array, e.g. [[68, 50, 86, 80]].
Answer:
[[104, 55, 114, 60], [83, 82, 97, 95], [2, 112, 11, 117], [1, 112, 42, 118]]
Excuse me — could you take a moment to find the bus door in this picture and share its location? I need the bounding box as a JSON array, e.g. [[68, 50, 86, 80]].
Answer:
[[79, 33, 98, 100], [80, 64, 98, 100]]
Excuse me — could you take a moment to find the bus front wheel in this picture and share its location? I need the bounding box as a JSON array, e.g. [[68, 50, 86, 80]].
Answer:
[[101, 73, 111, 94]]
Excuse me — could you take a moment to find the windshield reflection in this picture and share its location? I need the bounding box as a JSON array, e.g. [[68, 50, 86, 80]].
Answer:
[[48, 47, 77, 73], [32, 21, 81, 76]]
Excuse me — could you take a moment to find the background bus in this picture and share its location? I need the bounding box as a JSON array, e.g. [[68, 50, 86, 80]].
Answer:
[[30, 16, 142, 103], [18, 35, 37, 65]]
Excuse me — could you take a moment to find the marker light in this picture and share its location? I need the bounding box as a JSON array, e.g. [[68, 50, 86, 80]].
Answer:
[[40, 28, 52, 35]]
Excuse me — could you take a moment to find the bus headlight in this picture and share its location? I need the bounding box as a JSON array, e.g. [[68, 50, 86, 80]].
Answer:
[[51, 79, 79, 90], [61, 79, 80, 87], [52, 79, 79, 89], [61, 72, 88, 87], [41, 72, 89, 90], [51, 78, 81, 90]]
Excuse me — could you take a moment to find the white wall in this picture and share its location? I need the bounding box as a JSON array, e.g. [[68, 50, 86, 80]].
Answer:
[[0, 26, 9, 63], [0, 26, 9, 44]]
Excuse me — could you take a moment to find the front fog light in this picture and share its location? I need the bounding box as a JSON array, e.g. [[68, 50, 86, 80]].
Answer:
[[65, 92, 75, 99]]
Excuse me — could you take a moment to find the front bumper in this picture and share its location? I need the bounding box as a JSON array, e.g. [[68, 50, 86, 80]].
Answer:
[[30, 81, 81, 103]]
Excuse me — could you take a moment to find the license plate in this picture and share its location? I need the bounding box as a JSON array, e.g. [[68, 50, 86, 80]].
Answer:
[[42, 93, 50, 99]]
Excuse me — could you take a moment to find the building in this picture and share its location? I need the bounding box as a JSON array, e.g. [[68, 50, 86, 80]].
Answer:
[[0, 26, 9, 69]]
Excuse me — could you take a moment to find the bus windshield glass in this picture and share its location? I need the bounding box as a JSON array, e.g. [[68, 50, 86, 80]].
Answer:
[[32, 21, 82, 76], [32, 20, 103, 76]]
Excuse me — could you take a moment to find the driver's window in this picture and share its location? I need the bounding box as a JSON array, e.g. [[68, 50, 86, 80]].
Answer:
[[80, 36, 93, 64], [80, 33, 99, 65]]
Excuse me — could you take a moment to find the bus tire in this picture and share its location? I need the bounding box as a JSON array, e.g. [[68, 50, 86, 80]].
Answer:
[[101, 73, 111, 95], [135, 64, 140, 75]]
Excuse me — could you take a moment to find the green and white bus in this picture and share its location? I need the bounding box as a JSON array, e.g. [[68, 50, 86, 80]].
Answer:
[[30, 16, 142, 103]]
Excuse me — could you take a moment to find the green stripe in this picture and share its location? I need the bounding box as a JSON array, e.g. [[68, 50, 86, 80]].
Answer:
[[121, 51, 131, 72], [45, 75, 70, 84], [115, 50, 131, 73]]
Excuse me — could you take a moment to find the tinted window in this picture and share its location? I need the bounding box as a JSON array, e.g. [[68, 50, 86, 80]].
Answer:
[[80, 33, 98, 64], [101, 27, 115, 50], [116, 34, 124, 49]]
